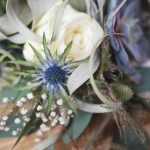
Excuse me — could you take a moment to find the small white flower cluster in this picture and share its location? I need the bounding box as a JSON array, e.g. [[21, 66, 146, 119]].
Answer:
[[34, 98, 73, 127], [33, 98, 74, 143], [0, 93, 74, 141], [0, 93, 35, 136]]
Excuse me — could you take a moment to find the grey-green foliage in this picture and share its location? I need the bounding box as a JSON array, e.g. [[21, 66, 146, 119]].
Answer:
[[62, 110, 92, 143], [69, 0, 86, 12]]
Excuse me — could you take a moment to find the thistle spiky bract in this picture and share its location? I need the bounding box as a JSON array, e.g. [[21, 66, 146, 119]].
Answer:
[[12, 33, 77, 112]]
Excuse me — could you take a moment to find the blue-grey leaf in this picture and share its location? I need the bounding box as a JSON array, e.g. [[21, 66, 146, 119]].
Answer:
[[62, 110, 92, 143]]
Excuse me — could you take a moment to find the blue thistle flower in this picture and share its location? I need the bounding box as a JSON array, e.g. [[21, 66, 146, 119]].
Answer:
[[26, 36, 73, 94], [107, 0, 149, 83], [37, 60, 70, 92], [12, 34, 79, 112]]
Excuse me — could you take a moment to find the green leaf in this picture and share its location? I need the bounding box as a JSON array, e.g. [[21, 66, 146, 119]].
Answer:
[[43, 33, 52, 58], [29, 43, 43, 62], [9, 60, 37, 68], [62, 110, 92, 143], [47, 96, 54, 115], [59, 41, 72, 62], [60, 86, 77, 113], [68, 58, 88, 68], [14, 71, 36, 77]]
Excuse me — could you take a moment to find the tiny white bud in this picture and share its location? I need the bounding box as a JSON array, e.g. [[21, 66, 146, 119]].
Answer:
[[57, 99, 63, 106], [59, 117, 65, 122], [14, 118, 21, 124], [16, 101, 23, 107], [2, 116, 8, 121], [50, 111, 56, 117], [12, 130, 17, 136], [67, 110, 73, 115], [34, 138, 41, 143], [36, 130, 43, 136], [2, 97, 9, 103], [59, 121, 65, 125], [40, 124, 49, 132], [51, 121, 56, 127], [23, 116, 30, 122], [0, 121, 6, 126], [20, 97, 27, 102], [4, 127, 10, 131], [51, 118, 58, 127], [51, 104, 57, 110], [16, 128, 21, 131], [27, 93, 34, 100], [42, 118, 48, 123], [41, 93, 47, 100], [37, 105, 43, 111], [20, 108, 28, 115], [36, 113, 41, 118]]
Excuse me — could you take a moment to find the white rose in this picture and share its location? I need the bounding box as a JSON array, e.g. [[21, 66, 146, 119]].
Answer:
[[23, 1, 104, 61]]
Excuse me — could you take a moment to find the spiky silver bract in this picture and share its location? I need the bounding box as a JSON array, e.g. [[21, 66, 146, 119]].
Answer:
[[13, 34, 78, 112]]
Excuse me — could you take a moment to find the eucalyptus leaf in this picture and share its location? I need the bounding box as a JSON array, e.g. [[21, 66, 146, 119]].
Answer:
[[62, 110, 92, 143]]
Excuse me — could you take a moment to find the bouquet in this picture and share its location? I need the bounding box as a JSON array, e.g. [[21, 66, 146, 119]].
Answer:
[[0, 0, 150, 149]]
